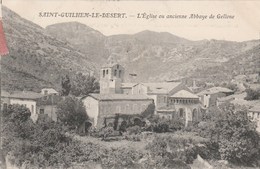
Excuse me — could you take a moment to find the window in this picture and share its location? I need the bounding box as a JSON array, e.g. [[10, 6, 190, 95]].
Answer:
[[119, 70, 121, 78], [106, 69, 108, 74], [116, 106, 121, 114], [179, 108, 184, 118], [117, 65, 119, 69], [3, 103, 7, 111], [40, 109, 44, 114], [164, 97, 167, 103], [114, 69, 117, 76], [126, 104, 130, 112], [103, 70, 105, 77]]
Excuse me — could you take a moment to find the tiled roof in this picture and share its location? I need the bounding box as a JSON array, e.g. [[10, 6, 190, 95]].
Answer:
[[1, 91, 44, 100], [217, 92, 246, 102], [170, 90, 199, 99], [121, 83, 137, 88], [87, 93, 153, 101], [141, 82, 181, 94], [197, 87, 233, 96]]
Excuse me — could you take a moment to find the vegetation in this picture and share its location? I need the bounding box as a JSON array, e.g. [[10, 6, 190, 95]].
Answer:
[[244, 88, 260, 100], [61, 74, 71, 96], [56, 96, 88, 132], [196, 103, 260, 166], [70, 72, 99, 97]]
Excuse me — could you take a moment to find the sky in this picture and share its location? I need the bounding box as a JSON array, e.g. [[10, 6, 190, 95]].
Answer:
[[4, 0, 260, 41]]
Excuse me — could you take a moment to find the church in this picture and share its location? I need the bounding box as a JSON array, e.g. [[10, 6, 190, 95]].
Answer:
[[82, 61, 202, 129]]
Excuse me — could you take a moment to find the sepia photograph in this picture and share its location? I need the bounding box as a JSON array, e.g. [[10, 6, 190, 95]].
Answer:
[[0, 0, 260, 168]]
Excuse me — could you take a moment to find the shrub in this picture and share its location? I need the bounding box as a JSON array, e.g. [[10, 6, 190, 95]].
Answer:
[[56, 96, 88, 132], [126, 125, 142, 135], [244, 88, 260, 100]]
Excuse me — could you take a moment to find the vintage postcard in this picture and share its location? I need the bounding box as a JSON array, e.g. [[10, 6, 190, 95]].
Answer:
[[0, 0, 260, 169]]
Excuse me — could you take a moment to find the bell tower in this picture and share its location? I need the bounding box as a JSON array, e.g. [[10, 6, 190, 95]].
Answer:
[[100, 55, 125, 94]]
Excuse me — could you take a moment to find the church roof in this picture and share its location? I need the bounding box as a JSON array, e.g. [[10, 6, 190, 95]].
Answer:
[[170, 90, 199, 99], [86, 93, 153, 101], [141, 82, 181, 94]]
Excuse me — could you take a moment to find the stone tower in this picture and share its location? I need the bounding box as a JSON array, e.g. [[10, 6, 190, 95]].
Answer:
[[100, 56, 125, 94]]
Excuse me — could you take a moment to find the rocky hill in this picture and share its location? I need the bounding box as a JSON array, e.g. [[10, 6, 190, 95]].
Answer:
[[46, 22, 260, 83], [1, 6, 259, 92], [1, 6, 96, 92]]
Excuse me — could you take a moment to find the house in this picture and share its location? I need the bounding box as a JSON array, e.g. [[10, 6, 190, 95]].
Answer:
[[217, 92, 247, 106], [41, 87, 59, 95], [197, 87, 234, 108], [248, 102, 260, 132], [36, 94, 63, 121], [1, 90, 43, 121], [81, 93, 153, 129]]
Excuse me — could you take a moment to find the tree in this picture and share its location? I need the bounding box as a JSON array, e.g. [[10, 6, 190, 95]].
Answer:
[[197, 103, 260, 165], [61, 74, 71, 96], [244, 88, 260, 100], [216, 109, 259, 165], [70, 73, 99, 97], [56, 96, 88, 131]]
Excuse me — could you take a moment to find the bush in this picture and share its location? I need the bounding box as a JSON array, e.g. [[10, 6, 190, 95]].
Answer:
[[56, 96, 88, 132], [196, 103, 260, 166], [244, 88, 260, 100], [146, 133, 208, 165], [126, 125, 142, 135]]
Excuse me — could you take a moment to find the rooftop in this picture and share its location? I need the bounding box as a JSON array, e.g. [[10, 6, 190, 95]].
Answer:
[[217, 92, 246, 102], [141, 82, 181, 94], [197, 87, 233, 96], [121, 83, 138, 88], [1, 91, 44, 100], [86, 93, 153, 101], [170, 90, 199, 99]]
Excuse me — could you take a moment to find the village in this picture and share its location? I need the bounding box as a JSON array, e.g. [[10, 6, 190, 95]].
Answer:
[[1, 58, 259, 133]]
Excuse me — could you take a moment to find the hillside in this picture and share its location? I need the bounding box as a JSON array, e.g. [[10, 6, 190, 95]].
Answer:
[[1, 6, 259, 92], [46, 22, 260, 83], [1, 7, 97, 92]]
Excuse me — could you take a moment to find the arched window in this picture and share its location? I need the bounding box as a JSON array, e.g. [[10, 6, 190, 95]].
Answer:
[[192, 109, 198, 121], [179, 108, 184, 118], [103, 70, 105, 77]]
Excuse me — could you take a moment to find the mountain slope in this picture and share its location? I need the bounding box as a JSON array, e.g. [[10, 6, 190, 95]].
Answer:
[[1, 6, 96, 92], [46, 22, 260, 83]]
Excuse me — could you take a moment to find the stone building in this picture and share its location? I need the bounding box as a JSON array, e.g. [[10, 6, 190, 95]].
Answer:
[[197, 87, 234, 108], [1, 90, 43, 122], [160, 90, 201, 126], [81, 93, 153, 129], [100, 63, 125, 94], [36, 94, 63, 122]]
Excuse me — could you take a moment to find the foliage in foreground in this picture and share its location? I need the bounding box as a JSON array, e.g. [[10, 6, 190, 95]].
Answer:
[[196, 103, 260, 166]]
